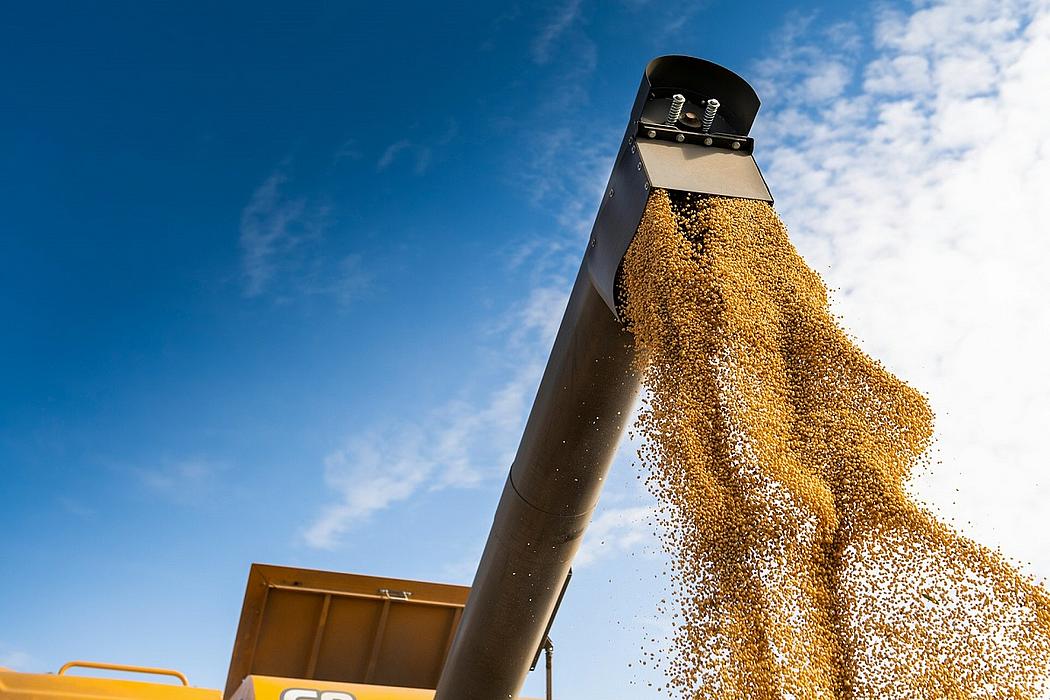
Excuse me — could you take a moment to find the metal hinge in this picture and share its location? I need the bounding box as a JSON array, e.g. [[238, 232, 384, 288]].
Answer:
[[378, 588, 412, 600]]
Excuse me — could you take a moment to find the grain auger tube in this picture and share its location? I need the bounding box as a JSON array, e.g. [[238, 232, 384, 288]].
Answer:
[[433, 55, 774, 700]]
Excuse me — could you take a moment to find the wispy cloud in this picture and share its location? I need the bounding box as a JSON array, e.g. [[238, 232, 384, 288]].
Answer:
[[304, 282, 569, 549], [57, 496, 95, 519], [375, 121, 457, 176], [0, 648, 35, 672], [377, 139, 412, 171], [751, 13, 862, 105], [619, 0, 712, 41], [334, 137, 363, 163], [238, 168, 370, 305], [576, 505, 656, 567], [438, 553, 486, 585], [523, 124, 615, 239], [239, 171, 313, 298], [752, 0, 1050, 581], [532, 0, 584, 65], [306, 27, 615, 549], [480, 5, 524, 52], [135, 458, 227, 506], [295, 252, 373, 306], [326, 254, 371, 305]]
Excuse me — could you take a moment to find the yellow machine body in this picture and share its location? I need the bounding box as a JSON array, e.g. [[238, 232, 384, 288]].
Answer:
[[230, 675, 438, 700], [0, 663, 220, 700], [0, 668, 442, 700], [0, 565, 523, 700]]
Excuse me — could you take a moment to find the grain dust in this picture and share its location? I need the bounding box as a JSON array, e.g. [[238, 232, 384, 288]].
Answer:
[[621, 189, 1050, 699]]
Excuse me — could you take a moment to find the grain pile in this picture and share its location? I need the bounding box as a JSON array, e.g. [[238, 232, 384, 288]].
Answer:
[[621, 189, 1050, 699]]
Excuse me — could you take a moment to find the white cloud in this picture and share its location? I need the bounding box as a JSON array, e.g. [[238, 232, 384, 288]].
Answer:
[[753, 13, 862, 106], [304, 434, 433, 549], [239, 169, 369, 305], [304, 282, 570, 549], [524, 125, 615, 238], [752, 0, 1050, 585], [0, 649, 35, 672], [376, 139, 411, 171], [297, 252, 372, 306], [576, 505, 656, 567], [801, 60, 852, 101], [376, 122, 457, 175], [239, 171, 310, 297], [304, 53, 614, 549], [58, 496, 95, 518], [333, 137, 363, 162], [531, 0, 584, 65], [136, 458, 227, 506]]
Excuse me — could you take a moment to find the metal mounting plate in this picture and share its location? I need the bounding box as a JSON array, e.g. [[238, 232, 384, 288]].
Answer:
[[637, 140, 773, 202]]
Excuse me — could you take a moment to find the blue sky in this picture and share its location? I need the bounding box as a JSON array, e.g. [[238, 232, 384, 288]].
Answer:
[[4, 1, 1050, 698]]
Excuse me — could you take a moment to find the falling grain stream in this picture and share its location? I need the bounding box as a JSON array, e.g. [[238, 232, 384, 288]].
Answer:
[[621, 190, 1050, 699]]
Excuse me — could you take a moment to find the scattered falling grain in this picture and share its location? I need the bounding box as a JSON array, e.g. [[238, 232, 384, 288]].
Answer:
[[621, 189, 1050, 699]]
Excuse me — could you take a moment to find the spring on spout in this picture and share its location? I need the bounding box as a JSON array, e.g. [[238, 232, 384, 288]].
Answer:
[[701, 99, 720, 133], [665, 94, 686, 125]]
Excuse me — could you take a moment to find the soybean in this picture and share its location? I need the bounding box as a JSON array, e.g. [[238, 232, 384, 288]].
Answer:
[[621, 190, 1050, 699]]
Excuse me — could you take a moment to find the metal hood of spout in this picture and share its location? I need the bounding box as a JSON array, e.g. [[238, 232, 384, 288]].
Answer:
[[586, 56, 773, 321]]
